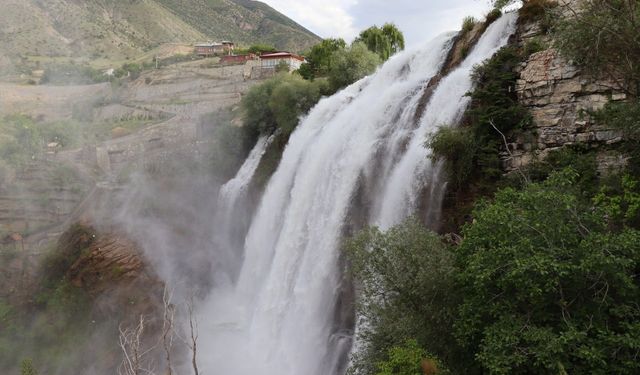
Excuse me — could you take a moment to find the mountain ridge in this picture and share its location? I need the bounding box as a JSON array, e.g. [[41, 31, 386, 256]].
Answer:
[[0, 0, 320, 73]]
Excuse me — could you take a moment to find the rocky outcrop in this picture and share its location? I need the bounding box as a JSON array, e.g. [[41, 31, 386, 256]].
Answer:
[[67, 226, 163, 317], [504, 18, 628, 173]]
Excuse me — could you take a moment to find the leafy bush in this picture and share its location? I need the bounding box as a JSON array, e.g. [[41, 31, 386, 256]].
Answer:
[[594, 100, 640, 140], [0, 115, 85, 168], [21, 359, 38, 375], [298, 38, 347, 80], [375, 340, 449, 375], [242, 73, 329, 136], [328, 42, 381, 92], [517, 146, 599, 198], [461, 16, 477, 34], [455, 169, 640, 374], [40, 64, 108, 85], [429, 46, 530, 190], [40, 224, 95, 288], [553, 0, 640, 96], [519, 0, 558, 24], [346, 219, 461, 374], [523, 37, 545, 56], [427, 127, 476, 189], [595, 174, 640, 229], [484, 9, 502, 25]]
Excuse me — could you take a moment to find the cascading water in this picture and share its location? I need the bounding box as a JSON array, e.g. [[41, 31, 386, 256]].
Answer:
[[375, 13, 518, 229], [200, 12, 517, 375], [213, 134, 275, 280]]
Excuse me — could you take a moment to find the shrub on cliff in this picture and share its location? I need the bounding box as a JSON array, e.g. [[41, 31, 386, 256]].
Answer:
[[554, 0, 640, 97]]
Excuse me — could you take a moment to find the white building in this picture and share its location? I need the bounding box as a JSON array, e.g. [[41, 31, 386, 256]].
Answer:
[[260, 52, 305, 72]]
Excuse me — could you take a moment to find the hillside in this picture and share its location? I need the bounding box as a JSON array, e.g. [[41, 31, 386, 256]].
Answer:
[[0, 0, 320, 73]]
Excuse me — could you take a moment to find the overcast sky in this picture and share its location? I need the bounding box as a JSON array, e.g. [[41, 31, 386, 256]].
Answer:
[[261, 0, 497, 47]]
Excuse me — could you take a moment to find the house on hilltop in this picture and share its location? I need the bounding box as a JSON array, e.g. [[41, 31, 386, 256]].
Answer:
[[260, 52, 305, 72]]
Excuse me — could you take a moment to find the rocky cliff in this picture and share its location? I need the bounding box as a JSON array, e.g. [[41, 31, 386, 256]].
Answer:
[[506, 2, 628, 175]]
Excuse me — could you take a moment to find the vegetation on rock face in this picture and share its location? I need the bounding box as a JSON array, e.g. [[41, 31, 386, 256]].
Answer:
[[0, 225, 105, 375], [553, 0, 640, 97], [428, 46, 530, 192]]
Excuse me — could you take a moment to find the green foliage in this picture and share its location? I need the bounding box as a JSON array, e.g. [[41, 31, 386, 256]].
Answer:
[[523, 37, 545, 56], [429, 46, 530, 190], [0, 115, 81, 169], [427, 127, 476, 189], [455, 169, 640, 374], [518, 146, 599, 198], [298, 38, 347, 80], [485, 9, 502, 25], [246, 44, 277, 55], [594, 100, 640, 140], [241, 73, 329, 136], [469, 46, 531, 134], [40, 224, 95, 288], [21, 359, 38, 375], [461, 16, 477, 34], [328, 42, 381, 92], [346, 219, 461, 374], [519, 0, 558, 24], [553, 0, 640, 96], [356, 23, 405, 61], [375, 340, 449, 375], [595, 174, 640, 229]]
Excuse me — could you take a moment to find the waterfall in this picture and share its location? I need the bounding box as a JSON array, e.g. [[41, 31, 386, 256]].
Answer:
[[199, 13, 517, 375], [218, 134, 274, 208], [375, 13, 518, 229], [214, 134, 274, 283]]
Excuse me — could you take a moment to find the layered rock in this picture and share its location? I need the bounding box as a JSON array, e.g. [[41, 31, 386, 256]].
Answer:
[[504, 17, 628, 173]]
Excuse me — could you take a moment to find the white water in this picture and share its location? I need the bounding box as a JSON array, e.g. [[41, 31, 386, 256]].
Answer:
[[218, 134, 274, 208], [200, 13, 517, 375], [213, 134, 274, 284], [375, 12, 518, 229]]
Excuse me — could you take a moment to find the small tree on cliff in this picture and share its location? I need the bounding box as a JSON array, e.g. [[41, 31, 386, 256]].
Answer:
[[21, 359, 38, 375], [554, 0, 640, 97]]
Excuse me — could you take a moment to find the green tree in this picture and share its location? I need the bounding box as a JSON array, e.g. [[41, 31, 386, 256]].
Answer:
[[554, 0, 640, 96], [328, 42, 381, 92], [346, 219, 461, 374], [356, 23, 405, 61], [375, 340, 449, 375], [268, 75, 327, 134], [298, 38, 347, 80], [455, 169, 640, 374], [241, 74, 329, 136]]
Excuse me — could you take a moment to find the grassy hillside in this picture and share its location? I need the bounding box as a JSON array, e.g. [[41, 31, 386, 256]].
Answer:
[[0, 0, 320, 73]]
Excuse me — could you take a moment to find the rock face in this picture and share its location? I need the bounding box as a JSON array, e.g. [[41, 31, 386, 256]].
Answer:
[[67, 226, 163, 318], [504, 18, 628, 173]]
